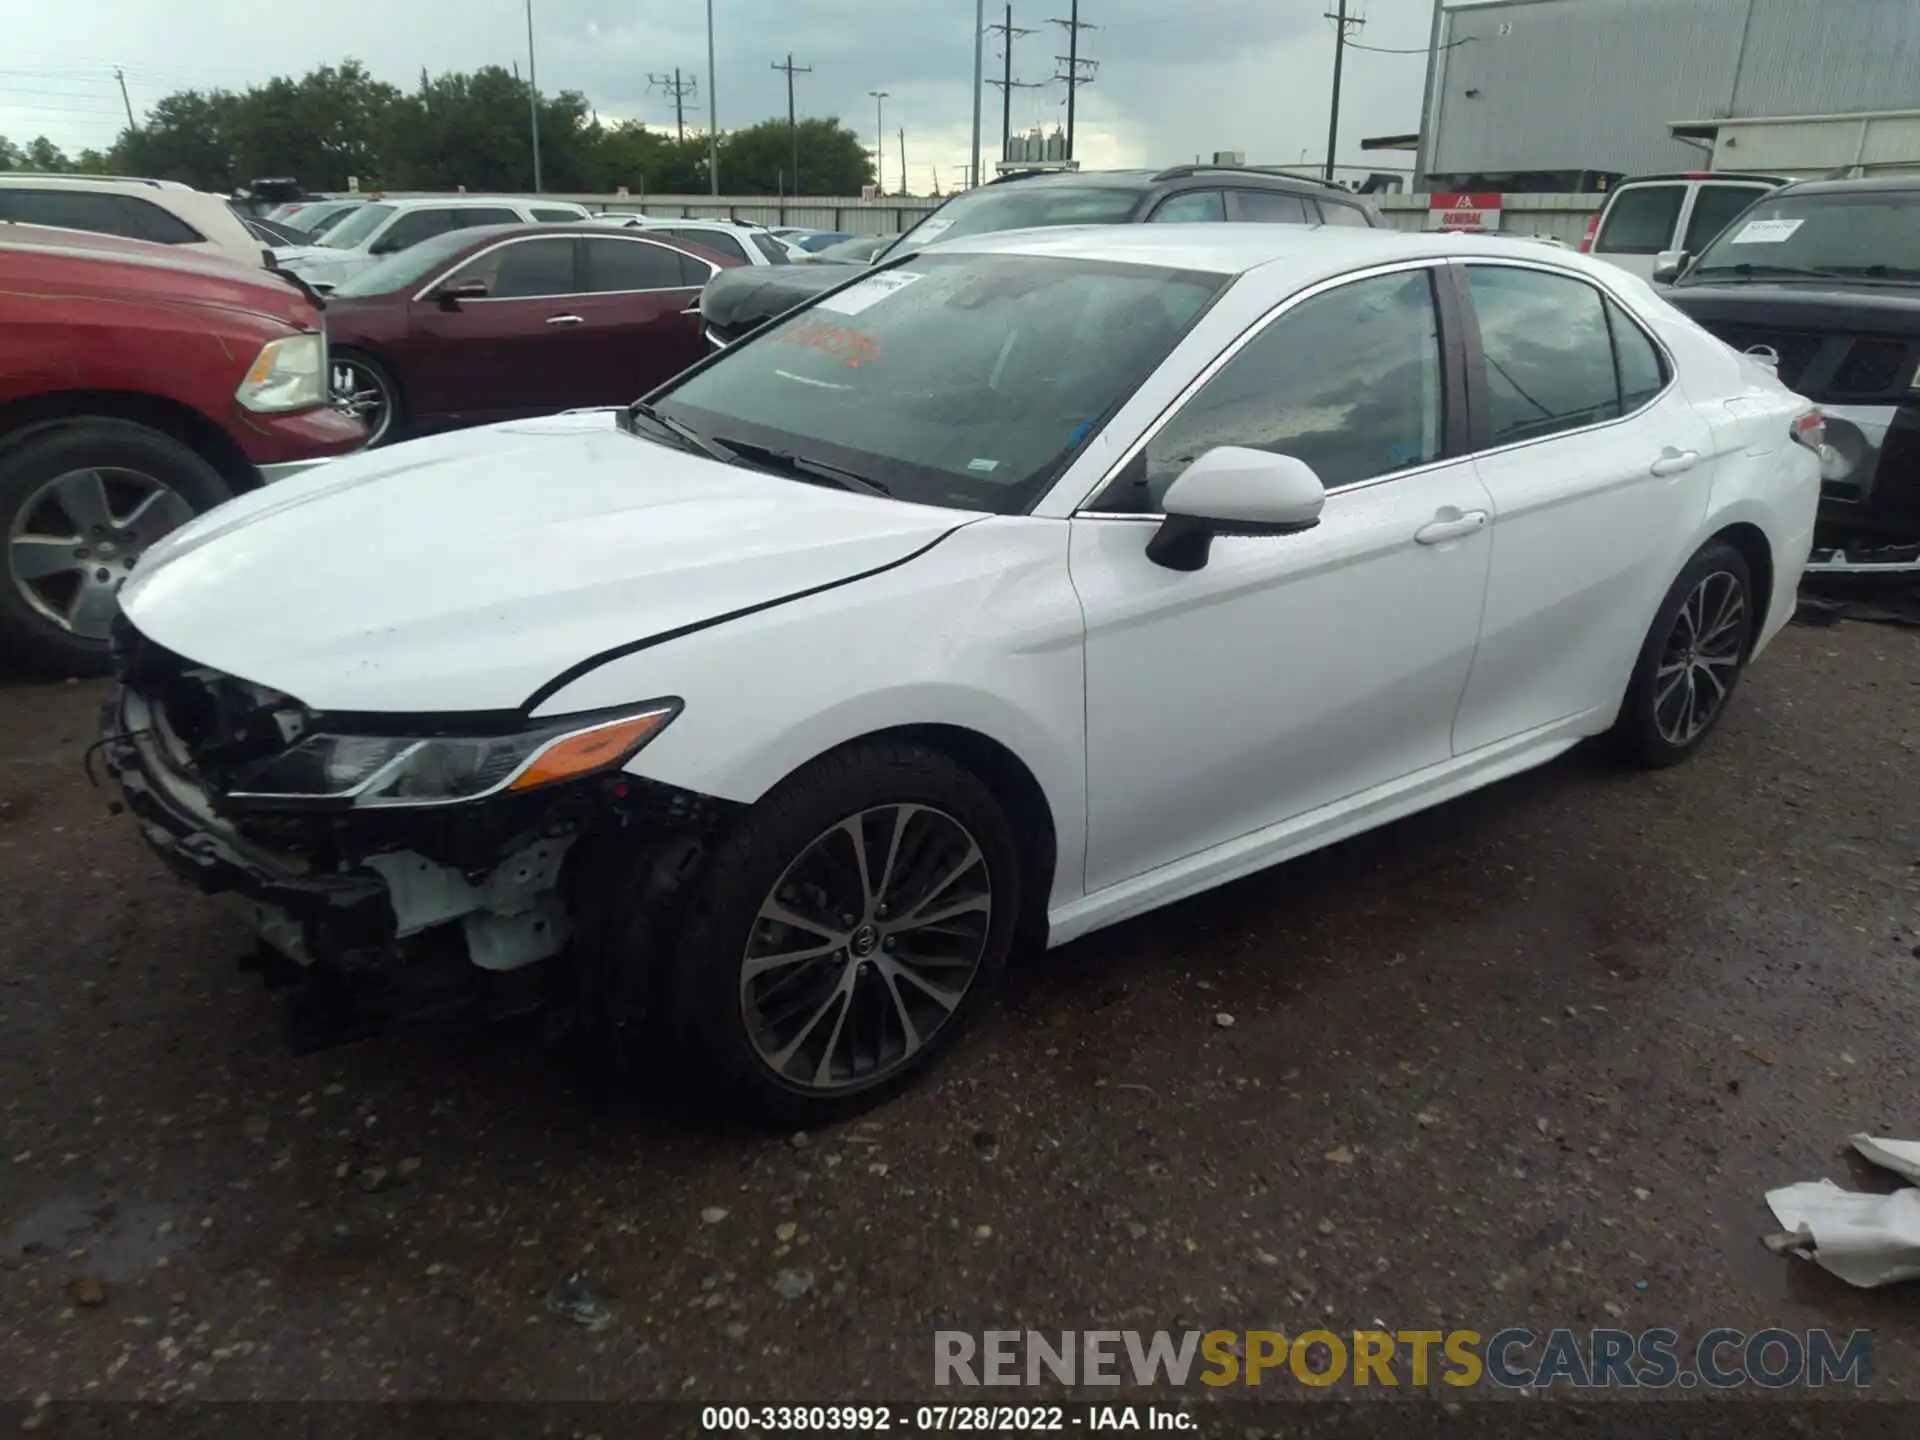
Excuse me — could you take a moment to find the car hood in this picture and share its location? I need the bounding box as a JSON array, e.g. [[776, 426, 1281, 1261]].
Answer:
[[700, 262, 868, 336], [1665, 280, 1920, 338], [118, 410, 974, 716]]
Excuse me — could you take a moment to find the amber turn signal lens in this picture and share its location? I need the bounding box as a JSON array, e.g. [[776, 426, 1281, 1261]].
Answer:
[[508, 710, 675, 792]]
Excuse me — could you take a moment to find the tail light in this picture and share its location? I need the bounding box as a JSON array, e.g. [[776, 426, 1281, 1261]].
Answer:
[[1790, 410, 1825, 451], [1578, 213, 1599, 253]]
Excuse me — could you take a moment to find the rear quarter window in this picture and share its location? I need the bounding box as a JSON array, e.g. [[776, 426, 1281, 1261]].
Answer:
[[1316, 200, 1373, 228], [1595, 185, 1685, 254]]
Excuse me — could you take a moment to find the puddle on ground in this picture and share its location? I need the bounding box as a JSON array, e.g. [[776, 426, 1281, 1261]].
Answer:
[[4, 1191, 194, 1281]]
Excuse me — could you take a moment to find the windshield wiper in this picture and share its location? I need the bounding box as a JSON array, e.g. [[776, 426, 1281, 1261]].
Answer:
[[1690, 262, 1850, 283], [628, 402, 739, 464], [716, 438, 892, 498]]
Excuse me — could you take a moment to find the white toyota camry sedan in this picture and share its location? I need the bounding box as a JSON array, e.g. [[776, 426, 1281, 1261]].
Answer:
[[104, 225, 1821, 1122]]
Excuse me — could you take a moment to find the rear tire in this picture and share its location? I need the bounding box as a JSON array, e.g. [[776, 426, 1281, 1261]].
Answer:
[[0, 420, 230, 678], [1610, 539, 1755, 767], [666, 742, 1022, 1126]]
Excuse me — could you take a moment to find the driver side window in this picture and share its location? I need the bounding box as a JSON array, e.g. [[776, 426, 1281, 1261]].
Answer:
[[1093, 268, 1444, 513]]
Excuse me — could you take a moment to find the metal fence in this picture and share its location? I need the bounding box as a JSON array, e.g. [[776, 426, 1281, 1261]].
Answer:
[[361, 190, 1608, 242]]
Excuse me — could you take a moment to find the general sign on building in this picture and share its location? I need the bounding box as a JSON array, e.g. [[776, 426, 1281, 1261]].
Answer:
[[1426, 192, 1503, 231]]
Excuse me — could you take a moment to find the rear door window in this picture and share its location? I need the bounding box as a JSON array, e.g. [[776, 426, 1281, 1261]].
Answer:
[[1683, 184, 1769, 252], [1606, 297, 1668, 412], [750, 232, 792, 264], [1316, 200, 1373, 228], [584, 236, 690, 291], [532, 207, 583, 223], [1230, 190, 1311, 224], [1148, 190, 1226, 223], [1594, 184, 1685, 254], [0, 187, 139, 238], [1464, 265, 1622, 445], [669, 228, 749, 264], [123, 197, 203, 244]]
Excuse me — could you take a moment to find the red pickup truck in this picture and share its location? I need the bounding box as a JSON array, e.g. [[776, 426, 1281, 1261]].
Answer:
[[0, 224, 365, 675]]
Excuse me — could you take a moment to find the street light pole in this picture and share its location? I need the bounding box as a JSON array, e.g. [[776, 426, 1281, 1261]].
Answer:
[[707, 0, 720, 195], [869, 90, 890, 194], [524, 0, 543, 192], [970, 0, 985, 188]]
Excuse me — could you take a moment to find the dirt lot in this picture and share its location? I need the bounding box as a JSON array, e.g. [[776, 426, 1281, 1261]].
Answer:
[[2, 619, 1919, 1411]]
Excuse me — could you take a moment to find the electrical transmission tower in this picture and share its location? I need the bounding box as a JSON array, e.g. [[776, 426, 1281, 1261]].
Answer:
[[647, 69, 699, 141], [986, 4, 1043, 163], [1047, 1, 1097, 161]]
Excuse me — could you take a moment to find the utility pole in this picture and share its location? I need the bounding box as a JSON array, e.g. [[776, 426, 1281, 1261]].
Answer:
[[706, 0, 719, 194], [647, 69, 699, 141], [771, 54, 812, 195], [113, 67, 136, 132], [1048, 1, 1097, 161], [867, 91, 890, 193], [524, 0, 543, 191], [986, 4, 1041, 164], [1323, 0, 1364, 184], [969, 0, 985, 188]]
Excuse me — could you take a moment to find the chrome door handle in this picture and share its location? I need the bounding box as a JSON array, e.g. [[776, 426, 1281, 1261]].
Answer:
[[546, 314, 586, 326], [1414, 510, 1489, 545], [1649, 448, 1699, 477]]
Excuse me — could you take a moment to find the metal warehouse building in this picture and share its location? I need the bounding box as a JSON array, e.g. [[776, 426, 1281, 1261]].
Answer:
[[1409, 0, 1920, 189]]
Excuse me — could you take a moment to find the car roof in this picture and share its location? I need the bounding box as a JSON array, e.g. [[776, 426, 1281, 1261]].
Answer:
[[0, 221, 280, 282], [983, 165, 1367, 199], [930, 221, 1604, 278], [368, 195, 578, 210], [1608, 172, 1791, 188], [0, 172, 195, 192], [1775, 174, 1920, 197]]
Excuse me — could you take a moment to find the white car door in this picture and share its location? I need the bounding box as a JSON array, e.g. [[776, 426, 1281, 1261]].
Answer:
[[1449, 260, 1715, 754], [1069, 264, 1496, 894]]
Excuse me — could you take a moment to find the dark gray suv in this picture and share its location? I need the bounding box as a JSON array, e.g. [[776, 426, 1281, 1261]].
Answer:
[[698, 165, 1383, 347]]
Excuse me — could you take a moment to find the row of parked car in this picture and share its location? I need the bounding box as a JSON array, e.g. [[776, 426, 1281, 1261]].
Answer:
[[2, 162, 1916, 681]]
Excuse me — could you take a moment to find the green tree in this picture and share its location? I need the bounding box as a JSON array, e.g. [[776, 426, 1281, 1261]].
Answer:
[[716, 117, 873, 195], [586, 120, 705, 196], [5, 135, 76, 172], [0, 137, 22, 169], [115, 90, 240, 188]]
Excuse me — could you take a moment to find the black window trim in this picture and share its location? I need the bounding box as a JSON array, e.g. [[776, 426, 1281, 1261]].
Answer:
[[1071, 256, 1468, 519], [1448, 256, 1678, 461]]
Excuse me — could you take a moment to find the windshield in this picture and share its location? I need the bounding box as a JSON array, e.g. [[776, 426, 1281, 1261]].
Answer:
[[1688, 190, 1920, 281], [330, 228, 502, 297], [653, 252, 1226, 514], [318, 202, 394, 250], [878, 182, 1147, 262], [305, 205, 358, 239]]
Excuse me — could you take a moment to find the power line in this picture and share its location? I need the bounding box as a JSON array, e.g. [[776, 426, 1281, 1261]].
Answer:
[[646, 69, 699, 142], [1047, 0, 1097, 161], [770, 53, 811, 195], [985, 4, 1042, 165]]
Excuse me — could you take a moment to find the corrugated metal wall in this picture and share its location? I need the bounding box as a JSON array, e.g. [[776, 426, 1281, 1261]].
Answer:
[[1427, 0, 1920, 179]]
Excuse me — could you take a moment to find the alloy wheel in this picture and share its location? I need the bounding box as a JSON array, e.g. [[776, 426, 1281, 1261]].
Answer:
[[1653, 568, 1747, 746], [7, 467, 194, 639], [330, 359, 392, 447], [740, 804, 993, 1092]]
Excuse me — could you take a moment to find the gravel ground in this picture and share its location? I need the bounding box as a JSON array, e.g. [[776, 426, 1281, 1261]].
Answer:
[[2, 619, 1919, 1411]]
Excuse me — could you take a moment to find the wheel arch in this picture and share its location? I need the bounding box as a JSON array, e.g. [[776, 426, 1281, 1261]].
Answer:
[[1705, 520, 1774, 657], [0, 391, 259, 496], [798, 722, 1058, 957]]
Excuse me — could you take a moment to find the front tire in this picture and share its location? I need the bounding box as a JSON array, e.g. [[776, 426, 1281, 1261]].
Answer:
[[329, 350, 401, 450], [0, 420, 230, 677], [668, 742, 1022, 1126], [1611, 539, 1755, 767]]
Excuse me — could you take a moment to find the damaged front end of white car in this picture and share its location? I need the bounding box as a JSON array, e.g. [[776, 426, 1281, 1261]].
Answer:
[[102, 620, 728, 1053]]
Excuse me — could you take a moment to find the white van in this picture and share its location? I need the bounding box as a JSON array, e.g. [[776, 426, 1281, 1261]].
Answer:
[[1580, 172, 1790, 282]]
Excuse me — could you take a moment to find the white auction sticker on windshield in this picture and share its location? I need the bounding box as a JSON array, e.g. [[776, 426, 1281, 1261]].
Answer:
[[1729, 218, 1804, 244], [910, 217, 955, 242], [817, 270, 925, 315]]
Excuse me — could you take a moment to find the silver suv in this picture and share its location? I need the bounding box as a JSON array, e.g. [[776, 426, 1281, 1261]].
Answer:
[[277, 195, 592, 290]]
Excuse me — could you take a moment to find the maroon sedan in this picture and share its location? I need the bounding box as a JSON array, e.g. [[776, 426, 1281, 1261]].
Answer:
[[320, 224, 736, 448]]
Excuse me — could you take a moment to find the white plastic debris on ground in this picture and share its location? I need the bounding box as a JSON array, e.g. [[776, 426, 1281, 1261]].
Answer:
[[1763, 1134, 1920, 1287]]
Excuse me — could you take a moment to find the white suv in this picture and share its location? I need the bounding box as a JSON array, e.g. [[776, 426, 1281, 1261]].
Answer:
[[1581, 172, 1788, 283], [276, 196, 592, 290], [0, 173, 266, 266]]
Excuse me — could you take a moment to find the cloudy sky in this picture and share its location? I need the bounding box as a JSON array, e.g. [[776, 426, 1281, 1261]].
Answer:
[[0, 0, 1443, 191]]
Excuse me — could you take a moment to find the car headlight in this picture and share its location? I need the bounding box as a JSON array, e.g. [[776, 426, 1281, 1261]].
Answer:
[[237, 332, 328, 413], [226, 704, 679, 807]]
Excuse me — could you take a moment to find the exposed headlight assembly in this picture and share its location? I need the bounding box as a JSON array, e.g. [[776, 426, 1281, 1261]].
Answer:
[[226, 704, 679, 807]]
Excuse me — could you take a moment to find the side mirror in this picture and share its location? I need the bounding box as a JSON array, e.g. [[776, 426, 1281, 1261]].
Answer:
[[1146, 446, 1326, 572], [432, 277, 490, 309], [1652, 249, 1689, 284]]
